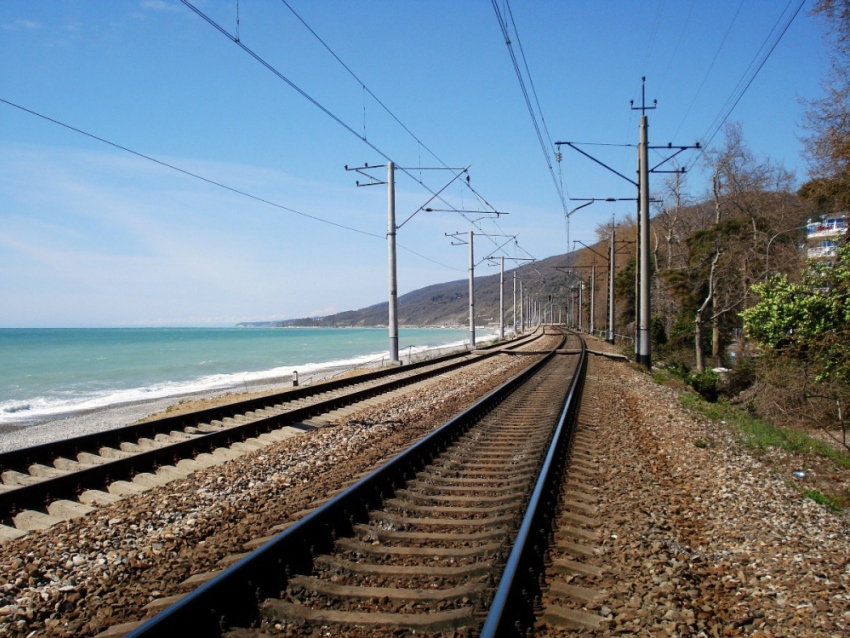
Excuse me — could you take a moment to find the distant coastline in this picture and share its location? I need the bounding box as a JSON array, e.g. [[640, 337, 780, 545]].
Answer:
[[236, 321, 469, 329], [0, 327, 475, 431]]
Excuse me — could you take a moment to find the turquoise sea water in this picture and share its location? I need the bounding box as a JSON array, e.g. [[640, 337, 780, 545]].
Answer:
[[0, 327, 471, 425]]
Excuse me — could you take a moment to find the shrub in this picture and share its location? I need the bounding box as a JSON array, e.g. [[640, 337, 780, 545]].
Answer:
[[688, 369, 720, 402], [722, 356, 756, 396], [665, 359, 690, 380]]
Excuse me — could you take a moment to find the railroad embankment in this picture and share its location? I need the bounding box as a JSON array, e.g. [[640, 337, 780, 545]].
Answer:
[[0, 347, 536, 638], [540, 341, 849, 636], [0, 334, 846, 637]]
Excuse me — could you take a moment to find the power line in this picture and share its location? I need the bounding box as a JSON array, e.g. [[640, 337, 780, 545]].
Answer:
[[0, 97, 465, 272], [277, 0, 447, 174], [277, 0, 523, 262], [504, 0, 558, 163], [656, 1, 695, 96], [641, 0, 668, 73], [180, 0, 514, 258], [0, 97, 379, 239], [673, 0, 745, 139], [693, 0, 805, 162], [281, 3, 538, 264], [491, 0, 569, 215]]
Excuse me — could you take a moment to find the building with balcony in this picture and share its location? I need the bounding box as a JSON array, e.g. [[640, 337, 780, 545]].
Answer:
[[806, 213, 847, 260]]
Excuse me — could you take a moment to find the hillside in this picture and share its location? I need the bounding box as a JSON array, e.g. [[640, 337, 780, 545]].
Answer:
[[237, 248, 596, 328]]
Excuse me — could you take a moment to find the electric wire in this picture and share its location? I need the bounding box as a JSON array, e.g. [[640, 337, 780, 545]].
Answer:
[[279, 0, 530, 262], [704, 0, 796, 138], [690, 0, 805, 165], [0, 98, 378, 239], [491, 0, 569, 215], [504, 0, 558, 168], [656, 1, 695, 97], [0, 97, 464, 272], [278, 0, 449, 174], [641, 0, 667, 73], [672, 0, 745, 139], [182, 0, 521, 261]]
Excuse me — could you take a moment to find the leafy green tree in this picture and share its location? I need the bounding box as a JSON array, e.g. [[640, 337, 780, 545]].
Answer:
[[743, 244, 850, 385]]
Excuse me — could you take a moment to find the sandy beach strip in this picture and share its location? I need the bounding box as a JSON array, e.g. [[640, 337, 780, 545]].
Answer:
[[0, 342, 472, 454]]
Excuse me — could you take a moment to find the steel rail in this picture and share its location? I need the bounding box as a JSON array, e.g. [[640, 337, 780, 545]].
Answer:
[[0, 333, 543, 521], [0, 330, 538, 476], [125, 330, 569, 637], [480, 331, 588, 637]]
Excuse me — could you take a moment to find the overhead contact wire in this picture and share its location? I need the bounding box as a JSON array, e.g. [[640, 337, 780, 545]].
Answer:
[[491, 0, 569, 215], [182, 0, 511, 256]]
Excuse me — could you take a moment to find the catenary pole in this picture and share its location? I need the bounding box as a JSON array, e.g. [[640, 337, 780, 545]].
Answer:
[[590, 264, 596, 335], [578, 284, 583, 332], [387, 161, 399, 364], [638, 113, 651, 367], [513, 272, 517, 334], [634, 150, 641, 358], [608, 223, 616, 343], [630, 77, 655, 367], [468, 231, 475, 348], [499, 256, 505, 340], [520, 281, 524, 333]]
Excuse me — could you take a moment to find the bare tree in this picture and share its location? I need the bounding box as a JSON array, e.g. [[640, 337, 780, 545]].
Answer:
[[801, 0, 850, 210]]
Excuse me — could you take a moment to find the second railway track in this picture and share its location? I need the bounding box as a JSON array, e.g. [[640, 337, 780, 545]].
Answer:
[[0, 331, 547, 540], [126, 328, 587, 638]]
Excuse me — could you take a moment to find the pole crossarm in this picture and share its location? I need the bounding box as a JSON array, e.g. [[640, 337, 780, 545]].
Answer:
[[424, 208, 507, 217], [476, 234, 519, 265], [344, 163, 387, 187], [630, 76, 657, 115], [445, 231, 469, 246], [555, 265, 592, 276], [556, 142, 637, 187], [487, 256, 534, 264], [647, 143, 701, 173]]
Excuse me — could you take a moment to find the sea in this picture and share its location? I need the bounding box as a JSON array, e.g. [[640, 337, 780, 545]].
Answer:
[[0, 327, 475, 426]]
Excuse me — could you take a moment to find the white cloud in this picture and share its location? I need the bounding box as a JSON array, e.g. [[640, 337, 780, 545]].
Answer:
[[0, 143, 391, 327], [2, 19, 41, 31], [140, 1, 182, 12]]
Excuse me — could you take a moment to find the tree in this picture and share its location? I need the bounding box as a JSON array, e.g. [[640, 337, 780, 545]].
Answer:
[[742, 243, 850, 440], [699, 124, 803, 360], [662, 219, 755, 372], [801, 0, 850, 210], [743, 243, 850, 386]]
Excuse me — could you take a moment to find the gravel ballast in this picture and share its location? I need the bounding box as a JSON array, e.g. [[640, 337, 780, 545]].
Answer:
[[542, 341, 849, 637], [2, 334, 847, 637], [0, 349, 539, 638]]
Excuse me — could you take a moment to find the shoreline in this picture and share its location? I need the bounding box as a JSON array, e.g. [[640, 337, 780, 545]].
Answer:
[[0, 339, 478, 454]]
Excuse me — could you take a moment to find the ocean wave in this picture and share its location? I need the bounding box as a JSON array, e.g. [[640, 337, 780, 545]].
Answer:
[[0, 339, 471, 426]]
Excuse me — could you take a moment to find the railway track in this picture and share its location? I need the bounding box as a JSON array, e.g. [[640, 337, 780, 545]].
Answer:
[[125, 328, 587, 638], [0, 330, 545, 541]]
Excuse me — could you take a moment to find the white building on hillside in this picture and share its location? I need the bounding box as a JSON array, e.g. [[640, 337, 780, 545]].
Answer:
[[806, 213, 847, 260]]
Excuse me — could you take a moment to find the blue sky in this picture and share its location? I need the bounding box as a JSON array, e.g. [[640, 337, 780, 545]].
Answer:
[[0, 0, 828, 327]]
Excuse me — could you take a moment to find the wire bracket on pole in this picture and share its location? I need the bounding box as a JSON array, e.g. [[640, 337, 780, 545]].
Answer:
[[344, 163, 388, 187]]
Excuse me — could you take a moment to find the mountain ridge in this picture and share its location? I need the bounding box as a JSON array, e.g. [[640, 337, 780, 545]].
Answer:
[[236, 247, 601, 328]]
